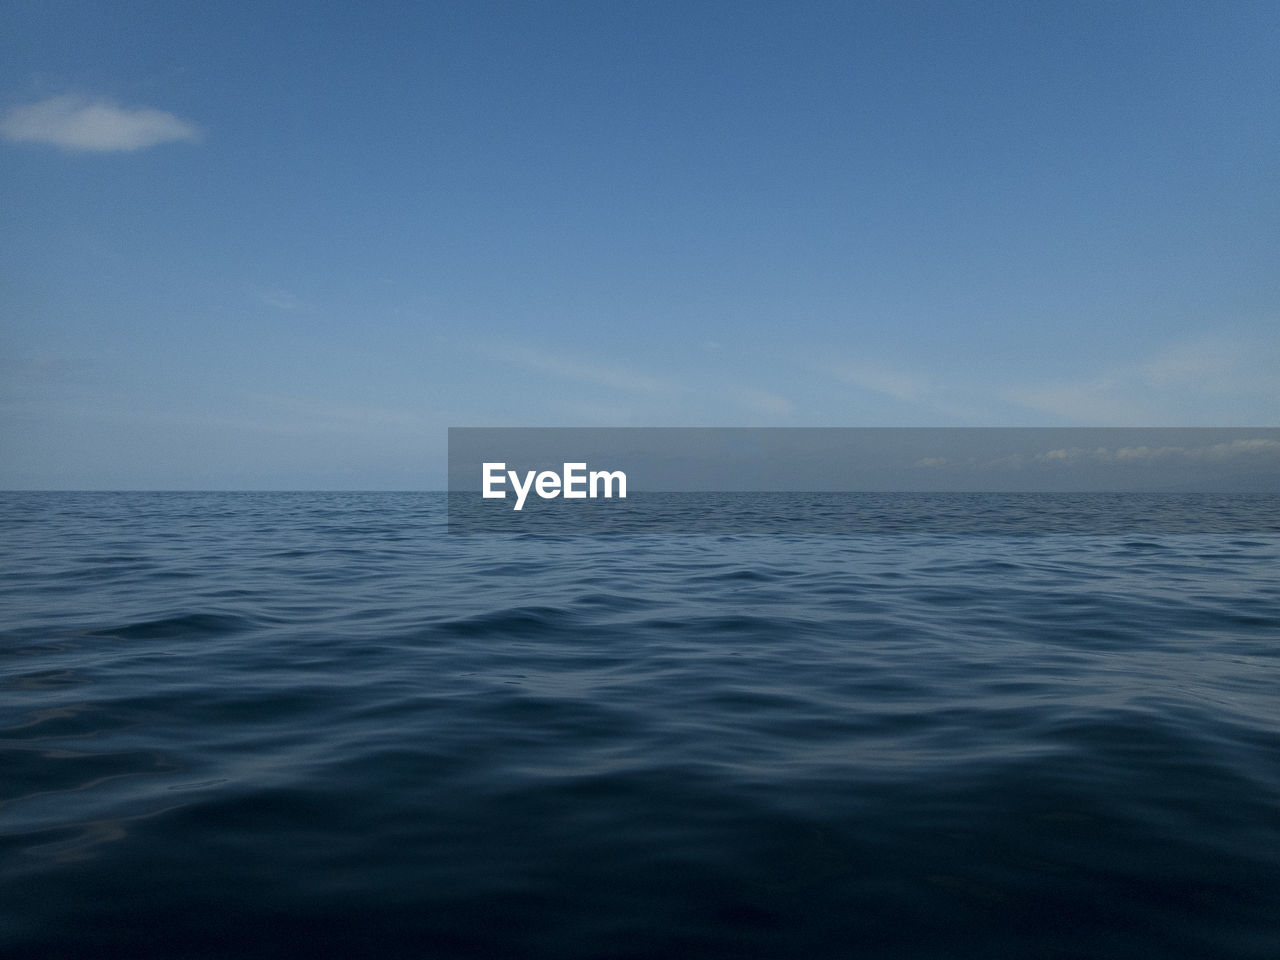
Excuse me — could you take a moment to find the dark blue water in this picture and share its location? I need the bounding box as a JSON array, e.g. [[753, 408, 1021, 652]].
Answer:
[[3, 492, 1279, 959]]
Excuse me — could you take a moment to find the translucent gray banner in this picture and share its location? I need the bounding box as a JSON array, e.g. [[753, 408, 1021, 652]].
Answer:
[[448, 428, 1280, 534]]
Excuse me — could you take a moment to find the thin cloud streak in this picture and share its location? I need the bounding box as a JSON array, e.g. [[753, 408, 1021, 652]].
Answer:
[[1006, 377, 1150, 426], [826, 361, 930, 401], [498, 345, 677, 396], [259, 288, 307, 312], [1, 95, 201, 152], [1030, 439, 1280, 465], [732, 388, 794, 417], [1008, 336, 1280, 425], [1141, 339, 1242, 387]]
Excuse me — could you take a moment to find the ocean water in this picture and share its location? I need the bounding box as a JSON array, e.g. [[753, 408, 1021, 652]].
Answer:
[[2, 491, 1279, 959]]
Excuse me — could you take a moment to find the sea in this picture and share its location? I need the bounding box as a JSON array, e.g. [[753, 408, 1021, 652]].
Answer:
[[2, 491, 1278, 959]]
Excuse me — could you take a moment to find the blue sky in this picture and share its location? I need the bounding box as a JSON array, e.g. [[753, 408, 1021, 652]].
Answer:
[[3, 1, 1277, 489]]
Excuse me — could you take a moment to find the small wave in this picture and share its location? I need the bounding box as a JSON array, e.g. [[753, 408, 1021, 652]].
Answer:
[[84, 612, 256, 641]]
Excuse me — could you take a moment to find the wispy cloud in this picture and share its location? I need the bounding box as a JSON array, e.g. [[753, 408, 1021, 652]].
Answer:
[[1006, 377, 1150, 425], [1031, 439, 1280, 465], [482, 341, 795, 424], [1, 95, 200, 152], [499, 345, 676, 395], [732, 387, 794, 417], [826, 360, 930, 401], [978, 438, 1280, 472], [259, 287, 306, 312], [236, 393, 432, 436], [1140, 339, 1242, 388], [819, 357, 999, 423], [1008, 336, 1279, 425]]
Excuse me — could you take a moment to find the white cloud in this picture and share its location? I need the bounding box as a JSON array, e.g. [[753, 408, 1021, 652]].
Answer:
[[1141, 339, 1241, 387], [1008, 335, 1280, 425], [1204, 438, 1280, 459], [1007, 377, 1150, 425], [732, 388, 794, 417], [500, 345, 676, 395], [1012, 439, 1280, 467], [827, 361, 929, 401], [1, 95, 200, 152], [259, 288, 305, 312], [239, 393, 429, 435]]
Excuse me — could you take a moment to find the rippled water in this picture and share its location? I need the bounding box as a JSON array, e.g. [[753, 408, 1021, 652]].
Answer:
[[2, 492, 1279, 958]]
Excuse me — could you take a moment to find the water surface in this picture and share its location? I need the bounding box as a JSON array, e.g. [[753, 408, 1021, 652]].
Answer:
[[2, 492, 1278, 958]]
